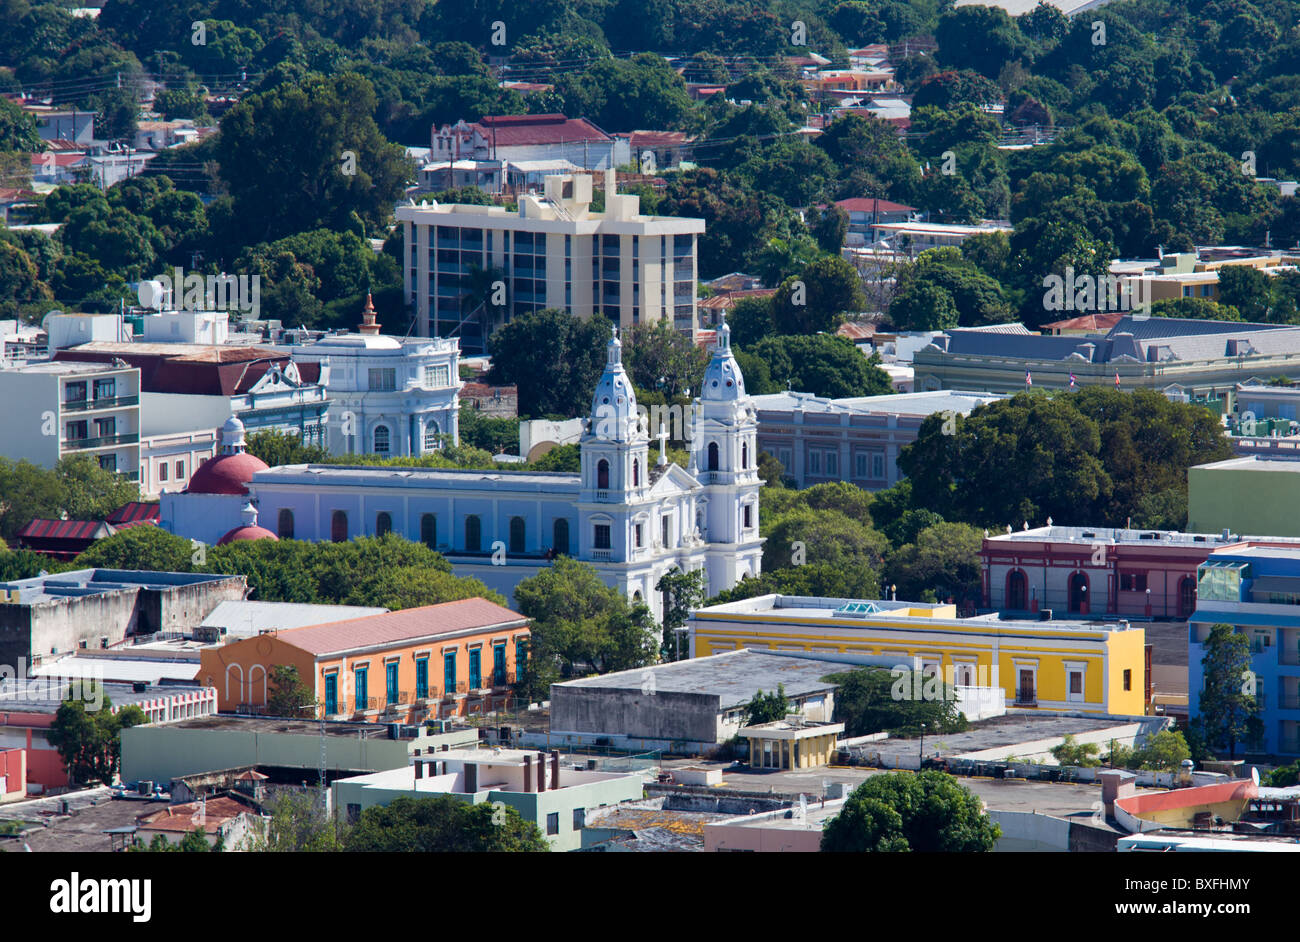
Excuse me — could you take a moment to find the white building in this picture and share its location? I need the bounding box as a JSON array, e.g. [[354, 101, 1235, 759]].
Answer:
[[161, 326, 764, 620], [280, 296, 461, 455], [0, 360, 141, 477], [396, 169, 704, 353]]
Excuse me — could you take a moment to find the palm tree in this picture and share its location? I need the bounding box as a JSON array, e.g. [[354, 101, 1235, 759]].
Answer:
[[459, 263, 508, 344]]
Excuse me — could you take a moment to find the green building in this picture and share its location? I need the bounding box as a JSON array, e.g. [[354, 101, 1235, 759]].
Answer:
[[1188, 457, 1300, 538]]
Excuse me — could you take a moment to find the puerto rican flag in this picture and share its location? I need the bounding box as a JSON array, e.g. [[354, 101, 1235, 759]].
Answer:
[[1026, 369, 1032, 387], [1069, 373, 1077, 389], [1115, 371, 1121, 389]]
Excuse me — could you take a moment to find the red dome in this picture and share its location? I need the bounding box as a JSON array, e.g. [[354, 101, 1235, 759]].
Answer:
[[216, 525, 278, 545], [186, 452, 269, 495]]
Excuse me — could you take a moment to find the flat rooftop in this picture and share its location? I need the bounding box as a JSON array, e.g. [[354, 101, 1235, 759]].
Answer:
[[1195, 456, 1300, 472], [159, 715, 409, 739], [255, 464, 580, 490], [200, 600, 388, 637], [751, 389, 1003, 417], [0, 360, 126, 375], [0, 682, 209, 714], [985, 524, 1250, 548], [863, 713, 1143, 762], [695, 594, 1140, 634], [554, 649, 847, 707], [0, 568, 238, 605]]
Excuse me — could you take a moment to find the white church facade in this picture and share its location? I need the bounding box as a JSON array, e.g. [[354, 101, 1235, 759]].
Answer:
[[161, 326, 763, 620]]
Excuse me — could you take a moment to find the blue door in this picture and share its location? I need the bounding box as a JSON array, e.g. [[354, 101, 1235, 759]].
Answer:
[[355, 667, 368, 709], [444, 651, 456, 694], [493, 644, 507, 686], [386, 662, 399, 705], [469, 649, 481, 690], [415, 658, 428, 699], [324, 674, 337, 715]]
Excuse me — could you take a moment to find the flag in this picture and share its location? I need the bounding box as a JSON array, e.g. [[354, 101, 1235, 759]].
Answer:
[[1026, 369, 1032, 387], [1115, 371, 1121, 389], [1069, 373, 1076, 389]]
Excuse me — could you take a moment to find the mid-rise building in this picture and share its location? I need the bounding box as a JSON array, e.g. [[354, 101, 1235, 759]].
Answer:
[[0, 360, 141, 476], [752, 389, 1003, 490], [53, 341, 330, 446], [689, 594, 1148, 716], [1189, 544, 1300, 756], [396, 170, 704, 352]]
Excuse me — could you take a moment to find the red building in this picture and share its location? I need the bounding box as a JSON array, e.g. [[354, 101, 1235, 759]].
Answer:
[[980, 525, 1244, 619]]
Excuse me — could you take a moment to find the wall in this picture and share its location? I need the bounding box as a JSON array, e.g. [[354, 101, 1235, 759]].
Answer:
[[989, 810, 1073, 852], [550, 687, 723, 744], [120, 724, 415, 783], [4, 589, 142, 667]]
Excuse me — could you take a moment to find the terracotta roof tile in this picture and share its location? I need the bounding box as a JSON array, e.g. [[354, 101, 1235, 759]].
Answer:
[[277, 598, 529, 658]]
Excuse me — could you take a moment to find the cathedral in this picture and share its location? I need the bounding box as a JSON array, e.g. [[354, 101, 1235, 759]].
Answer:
[[161, 325, 764, 620]]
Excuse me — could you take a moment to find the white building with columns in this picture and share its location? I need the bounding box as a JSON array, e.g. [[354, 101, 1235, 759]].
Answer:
[[160, 326, 763, 620], [278, 295, 462, 456]]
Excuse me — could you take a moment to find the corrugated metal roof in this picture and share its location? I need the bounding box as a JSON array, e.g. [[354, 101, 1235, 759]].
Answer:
[[274, 598, 527, 657], [17, 518, 111, 541], [201, 600, 388, 635], [106, 501, 160, 525]]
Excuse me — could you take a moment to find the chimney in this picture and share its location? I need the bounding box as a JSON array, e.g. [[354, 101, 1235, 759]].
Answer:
[[604, 166, 615, 198], [523, 754, 532, 793], [537, 751, 548, 791], [550, 750, 560, 790]]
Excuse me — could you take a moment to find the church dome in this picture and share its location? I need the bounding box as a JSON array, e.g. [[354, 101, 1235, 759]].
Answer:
[[701, 322, 745, 402], [217, 502, 278, 545], [186, 416, 269, 495], [589, 330, 640, 442]]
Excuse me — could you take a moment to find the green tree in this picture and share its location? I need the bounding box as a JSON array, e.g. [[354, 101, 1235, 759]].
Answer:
[[772, 256, 865, 335], [244, 429, 331, 466], [131, 828, 223, 852], [656, 567, 706, 662], [828, 668, 967, 737], [217, 71, 413, 244], [725, 296, 776, 349], [748, 335, 892, 399], [458, 407, 519, 454], [486, 309, 612, 418], [344, 795, 548, 852], [624, 319, 708, 399], [744, 684, 790, 727], [1197, 624, 1263, 759], [514, 557, 658, 693], [73, 525, 193, 572], [885, 522, 984, 606], [1216, 265, 1272, 322], [822, 771, 999, 852], [266, 665, 318, 718], [1050, 734, 1102, 767], [242, 791, 343, 852], [47, 696, 148, 786]]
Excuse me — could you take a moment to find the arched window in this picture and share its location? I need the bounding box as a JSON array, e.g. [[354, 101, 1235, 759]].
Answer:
[[277, 508, 294, 539], [633, 459, 640, 487], [373, 424, 390, 455], [423, 419, 440, 452], [707, 442, 719, 471], [465, 515, 481, 552], [421, 513, 437, 549], [632, 590, 642, 602], [597, 458, 609, 489], [509, 516, 525, 554], [553, 518, 570, 556], [1006, 570, 1027, 610], [331, 510, 347, 543], [742, 442, 748, 468], [1069, 572, 1090, 613], [376, 512, 392, 536], [1179, 576, 1196, 618]]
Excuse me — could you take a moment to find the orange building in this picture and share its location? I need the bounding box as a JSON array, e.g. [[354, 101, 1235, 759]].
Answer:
[[198, 598, 530, 722]]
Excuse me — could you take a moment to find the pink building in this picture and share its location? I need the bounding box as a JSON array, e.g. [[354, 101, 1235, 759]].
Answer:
[[0, 746, 25, 801], [980, 525, 1239, 619]]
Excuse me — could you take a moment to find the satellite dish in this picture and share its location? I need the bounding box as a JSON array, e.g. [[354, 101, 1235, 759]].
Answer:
[[1251, 767, 1260, 786]]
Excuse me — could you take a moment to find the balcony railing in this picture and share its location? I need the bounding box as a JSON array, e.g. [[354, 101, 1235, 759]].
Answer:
[[1279, 695, 1300, 711], [352, 697, 378, 713], [1014, 695, 1037, 706], [443, 682, 467, 699], [591, 549, 612, 561], [62, 432, 139, 451], [63, 395, 139, 412]]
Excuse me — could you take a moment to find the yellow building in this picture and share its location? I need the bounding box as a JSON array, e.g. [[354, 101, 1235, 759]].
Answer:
[[689, 596, 1146, 716]]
